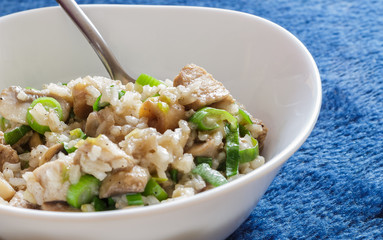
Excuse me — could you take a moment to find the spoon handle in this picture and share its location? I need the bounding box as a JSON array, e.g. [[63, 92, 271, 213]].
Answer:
[[56, 0, 135, 83]]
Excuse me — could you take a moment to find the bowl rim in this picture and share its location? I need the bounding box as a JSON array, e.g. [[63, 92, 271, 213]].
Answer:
[[0, 4, 322, 219]]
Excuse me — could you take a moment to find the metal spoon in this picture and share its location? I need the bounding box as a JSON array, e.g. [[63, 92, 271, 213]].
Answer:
[[56, 0, 135, 83]]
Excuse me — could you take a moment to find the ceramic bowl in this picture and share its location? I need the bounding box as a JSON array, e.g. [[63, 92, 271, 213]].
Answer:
[[0, 5, 321, 240]]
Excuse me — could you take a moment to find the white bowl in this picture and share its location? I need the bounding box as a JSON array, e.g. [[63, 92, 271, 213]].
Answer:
[[0, 5, 321, 240]]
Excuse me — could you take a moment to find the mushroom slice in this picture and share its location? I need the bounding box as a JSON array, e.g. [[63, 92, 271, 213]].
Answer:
[[41, 201, 80, 212], [39, 143, 64, 166], [0, 177, 16, 201], [139, 96, 185, 134], [0, 86, 71, 125], [186, 138, 221, 158], [99, 166, 149, 199], [29, 132, 42, 149], [72, 81, 94, 120]]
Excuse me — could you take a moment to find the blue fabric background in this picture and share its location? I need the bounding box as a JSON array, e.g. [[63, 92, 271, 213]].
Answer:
[[1, 0, 382, 239]]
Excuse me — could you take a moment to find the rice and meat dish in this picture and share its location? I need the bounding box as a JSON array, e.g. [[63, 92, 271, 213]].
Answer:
[[0, 64, 267, 212]]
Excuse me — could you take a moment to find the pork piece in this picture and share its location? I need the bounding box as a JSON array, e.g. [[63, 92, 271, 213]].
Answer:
[[41, 201, 80, 212], [24, 158, 72, 205], [33, 159, 70, 202], [186, 138, 222, 158], [139, 96, 185, 133], [72, 81, 94, 120], [99, 165, 149, 198], [0, 143, 19, 170], [173, 64, 234, 110], [0, 86, 71, 124], [74, 134, 135, 181]]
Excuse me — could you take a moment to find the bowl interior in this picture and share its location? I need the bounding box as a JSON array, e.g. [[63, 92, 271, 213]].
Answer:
[[0, 5, 320, 165]]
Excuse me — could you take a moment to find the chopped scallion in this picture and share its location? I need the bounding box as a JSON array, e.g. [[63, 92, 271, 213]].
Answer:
[[192, 163, 228, 187], [189, 107, 237, 131], [93, 94, 110, 111], [225, 124, 240, 177], [26, 97, 63, 134], [67, 174, 101, 208], [4, 125, 32, 146], [142, 178, 168, 201], [136, 74, 163, 87], [126, 193, 144, 206], [194, 156, 213, 167]]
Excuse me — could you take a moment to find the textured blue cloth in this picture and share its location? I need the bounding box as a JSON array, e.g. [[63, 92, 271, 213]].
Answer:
[[1, 0, 382, 239]]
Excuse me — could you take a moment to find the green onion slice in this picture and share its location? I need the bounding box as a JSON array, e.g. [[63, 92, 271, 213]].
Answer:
[[142, 178, 168, 201], [239, 124, 251, 137], [239, 137, 259, 163], [0, 117, 10, 132], [136, 74, 163, 87], [92, 197, 107, 211], [189, 107, 237, 131], [63, 128, 87, 154], [4, 125, 32, 145], [67, 174, 101, 208], [70, 128, 87, 140], [93, 94, 110, 112], [170, 169, 178, 183], [194, 156, 213, 167], [192, 163, 228, 187], [225, 124, 240, 177], [118, 90, 126, 99], [238, 108, 253, 125], [126, 193, 144, 206], [26, 97, 63, 134], [107, 197, 116, 210]]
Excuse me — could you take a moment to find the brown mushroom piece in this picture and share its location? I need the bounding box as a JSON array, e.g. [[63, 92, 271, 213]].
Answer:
[[41, 201, 80, 212], [173, 64, 234, 110], [99, 165, 150, 199], [0, 86, 71, 124], [186, 138, 222, 158], [72, 81, 94, 120], [252, 118, 268, 151], [38, 143, 64, 166], [0, 143, 19, 170], [139, 96, 185, 134], [28, 132, 42, 149]]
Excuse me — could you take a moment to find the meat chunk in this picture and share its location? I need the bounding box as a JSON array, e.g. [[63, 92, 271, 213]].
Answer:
[[99, 165, 149, 198], [72, 82, 94, 120], [33, 159, 71, 203], [0, 86, 71, 124], [0, 143, 19, 170], [139, 96, 185, 133], [173, 64, 234, 110]]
